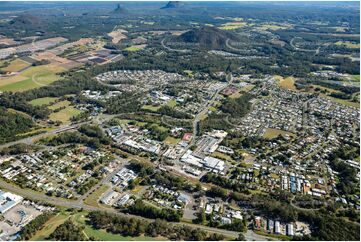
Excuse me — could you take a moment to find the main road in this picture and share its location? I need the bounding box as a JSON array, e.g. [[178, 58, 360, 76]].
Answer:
[[0, 178, 239, 238], [187, 73, 233, 148], [0, 121, 90, 149]]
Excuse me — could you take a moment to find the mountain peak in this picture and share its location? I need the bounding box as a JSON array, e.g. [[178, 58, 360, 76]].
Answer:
[[161, 1, 184, 9], [113, 3, 128, 14]]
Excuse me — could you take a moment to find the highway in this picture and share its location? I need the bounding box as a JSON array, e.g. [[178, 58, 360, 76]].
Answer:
[[161, 38, 191, 53], [0, 121, 89, 149]]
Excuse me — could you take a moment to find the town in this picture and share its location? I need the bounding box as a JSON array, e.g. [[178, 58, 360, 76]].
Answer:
[[0, 1, 359, 241]]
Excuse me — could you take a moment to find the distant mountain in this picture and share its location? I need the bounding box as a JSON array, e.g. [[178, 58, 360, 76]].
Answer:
[[177, 26, 239, 49], [9, 13, 42, 27], [112, 3, 128, 14], [161, 1, 184, 9]]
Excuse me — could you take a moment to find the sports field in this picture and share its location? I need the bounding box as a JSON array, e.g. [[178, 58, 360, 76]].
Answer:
[[164, 136, 180, 145], [0, 64, 65, 92]]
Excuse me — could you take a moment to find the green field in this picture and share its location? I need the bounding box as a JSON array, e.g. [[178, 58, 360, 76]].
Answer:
[[166, 99, 177, 108], [263, 128, 295, 139], [211, 151, 235, 163], [2, 58, 30, 72], [124, 46, 141, 52], [83, 184, 110, 207], [48, 100, 71, 110], [325, 95, 360, 108], [257, 24, 291, 30], [0, 64, 65, 92], [49, 106, 82, 124], [335, 41, 360, 49], [183, 70, 194, 77], [219, 21, 247, 30], [351, 75, 360, 81], [141, 105, 161, 112], [254, 230, 291, 241], [29, 97, 59, 106], [274, 75, 296, 90], [30, 213, 70, 241], [164, 136, 180, 145]]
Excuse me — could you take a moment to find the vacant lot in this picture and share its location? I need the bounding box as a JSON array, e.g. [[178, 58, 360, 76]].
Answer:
[[164, 136, 180, 145], [274, 75, 296, 90], [263, 128, 295, 139], [108, 29, 127, 44], [84, 184, 110, 207], [166, 99, 177, 108]]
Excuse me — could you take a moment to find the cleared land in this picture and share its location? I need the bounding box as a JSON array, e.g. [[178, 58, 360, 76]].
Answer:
[[30, 213, 70, 241], [274, 75, 296, 90], [263, 128, 296, 139], [164, 136, 180, 145], [48, 100, 71, 110], [257, 24, 291, 30], [219, 21, 247, 30], [2, 58, 30, 72], [335, 41, 360, 49], [29, 97, 59, 106], [108, 29, 127, 44], [83, 184, 110, 207], [124, 46, 141, 52], [141, 105, 161, 112], [49, 106, 82, 124], [166, 100, 177, 108]]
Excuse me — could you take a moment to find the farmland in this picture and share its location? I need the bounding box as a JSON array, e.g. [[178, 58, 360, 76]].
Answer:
[[335, 41, 360, 49], [0, 64, 65, 92], [219, 21, 247, 30], [2, 58, 30, 72]]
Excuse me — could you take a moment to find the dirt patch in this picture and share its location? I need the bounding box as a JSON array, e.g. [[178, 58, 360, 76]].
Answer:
[[108, 29, 128, 44]]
